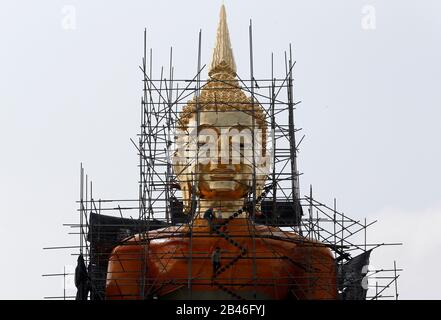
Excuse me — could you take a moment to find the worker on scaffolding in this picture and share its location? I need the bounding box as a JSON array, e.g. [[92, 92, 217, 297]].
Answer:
[[216, 206, 223, 220], [211, 247, 222, 284], [203, 207, 215, 234]]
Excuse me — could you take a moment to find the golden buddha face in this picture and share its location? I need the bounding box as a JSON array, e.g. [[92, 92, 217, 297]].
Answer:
[[173, 108, 269, 209], [172, 3, 270, 214]]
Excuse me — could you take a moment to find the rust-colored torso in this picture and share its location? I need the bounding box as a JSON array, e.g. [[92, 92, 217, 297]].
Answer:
[[105, 218, 337, 300]]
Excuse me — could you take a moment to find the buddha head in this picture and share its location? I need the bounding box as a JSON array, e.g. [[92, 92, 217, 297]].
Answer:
[[173, 5, 270, 216]]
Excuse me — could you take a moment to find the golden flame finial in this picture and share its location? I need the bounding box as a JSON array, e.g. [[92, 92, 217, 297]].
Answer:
[[209, 5, 237, 76]]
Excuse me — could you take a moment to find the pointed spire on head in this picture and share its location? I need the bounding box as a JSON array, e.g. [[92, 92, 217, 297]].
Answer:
[[209, 4, 237, 77]]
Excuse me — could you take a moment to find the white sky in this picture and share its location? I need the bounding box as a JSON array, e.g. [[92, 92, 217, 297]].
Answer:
[[0, 0, 440, 299]]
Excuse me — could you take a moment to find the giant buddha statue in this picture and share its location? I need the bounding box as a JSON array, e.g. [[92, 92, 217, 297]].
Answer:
[[105, 5, 338, 300]]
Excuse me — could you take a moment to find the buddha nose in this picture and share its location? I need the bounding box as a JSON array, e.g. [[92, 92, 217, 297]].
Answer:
[[214, 159, 236, 171], [216, 149, 233, 167]]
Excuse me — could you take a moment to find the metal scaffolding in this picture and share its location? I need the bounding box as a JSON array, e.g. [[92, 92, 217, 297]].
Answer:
[[43, 21, 401, 301]]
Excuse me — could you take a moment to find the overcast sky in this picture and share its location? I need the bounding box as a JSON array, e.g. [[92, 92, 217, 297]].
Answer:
[[0, 0, 440, 299]]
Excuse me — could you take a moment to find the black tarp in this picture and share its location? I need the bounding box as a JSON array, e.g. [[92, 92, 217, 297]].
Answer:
[[170, 198, 303, 227], [75, 254, 89, 300], [338, 250, 372, 300], [255, 199, 303, 226], [87, 212, 169, 300]]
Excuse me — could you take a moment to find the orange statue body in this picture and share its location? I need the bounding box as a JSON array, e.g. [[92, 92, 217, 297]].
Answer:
[[106, 218, 337, 299]]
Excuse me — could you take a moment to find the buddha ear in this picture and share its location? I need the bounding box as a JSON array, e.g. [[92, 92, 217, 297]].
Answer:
[[182, 182, 193, 215], [256, 185, 263, 198]]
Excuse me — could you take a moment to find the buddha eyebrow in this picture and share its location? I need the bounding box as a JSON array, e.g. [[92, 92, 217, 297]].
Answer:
[[229, 125, 251, 131], [197, 124, 218, 130]]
